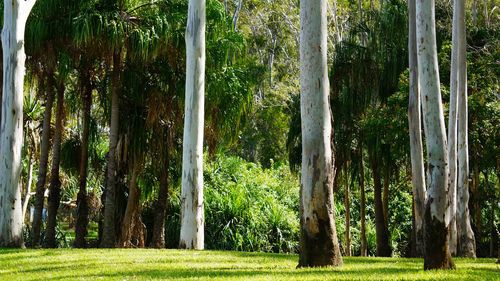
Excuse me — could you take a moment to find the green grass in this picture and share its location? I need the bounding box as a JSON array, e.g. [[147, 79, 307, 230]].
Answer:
[[0, 249, 498, 280]]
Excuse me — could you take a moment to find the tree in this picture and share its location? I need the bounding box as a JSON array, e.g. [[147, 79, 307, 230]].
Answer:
[[455, 0, 475, 257], [415, 0, 454, 269], [0, 0, 37, 247], [297, 0, 342, 267], [407, 0, 426, 257], [179, 0, 206, 250]]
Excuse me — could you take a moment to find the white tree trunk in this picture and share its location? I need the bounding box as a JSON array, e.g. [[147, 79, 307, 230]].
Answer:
[[408, 0, 426, 257], [179, 0, 206, 250], [416, 0, 454, 269], [447, 0, 461, 255], [22, 151, 34, 222], [0, 0, 36, 247], [298, 0, 342, 267], [456, 0, 476, 257]]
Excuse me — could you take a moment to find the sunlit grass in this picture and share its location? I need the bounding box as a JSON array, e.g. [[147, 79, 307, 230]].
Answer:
[[0, 249, 498, 280]]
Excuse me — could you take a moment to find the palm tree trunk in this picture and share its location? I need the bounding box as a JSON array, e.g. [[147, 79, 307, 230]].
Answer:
[[359, 147, 367, 257], [22, 139, 34, 222], [369, 148, 392, 257], [101, 51, 122, 248], [32, 81, 55, 247], [415, 0, 454, 269], [408, 0, 426, 257], [0, 0, 36, 248], [298, 0, 342, 268], [119, 155, 142, 248], [383, 164, 390, 227], [74, 80, 92, 248], [44, 83, 65, 248], [151, 136, 170, 249], [344, 165, 351, 256], [179, 0, 206, 250]]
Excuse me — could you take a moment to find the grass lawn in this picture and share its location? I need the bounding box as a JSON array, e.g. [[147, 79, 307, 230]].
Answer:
[[0, 249, 498, 280]]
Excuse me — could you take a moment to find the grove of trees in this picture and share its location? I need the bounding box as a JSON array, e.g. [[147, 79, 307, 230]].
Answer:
[[0, 0, 498, 272]]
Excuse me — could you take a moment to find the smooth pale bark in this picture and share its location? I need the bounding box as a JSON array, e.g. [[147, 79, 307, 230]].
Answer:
[[44, 84, 65, 248], [0, 0, 36, 247], [408, 0, 426, 257], [455, 2, 476, 255], [101, 52, 122, 248], [179, 0, 206, 250], [22, 125, 35, 222], [415, 0, 455, 269], [32, 84, 55, 246], [344, 167, 351, 256], [359, 147, 368, 257], [74, 81, 92, 248], [447, 0, 461, 255], [298, 0, 342, 267]]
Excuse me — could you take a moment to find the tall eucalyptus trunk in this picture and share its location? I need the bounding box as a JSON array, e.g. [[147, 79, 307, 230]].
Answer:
[[101, 52, 122, 248], [44, 84, 65, 248], [32, 81, 55, 247], [0, 0, 36, 248], [74, 80, 92, 248], [447, 0, 462, 255], [179, 0, 206, 250], [298, 0, 342, 267], [455, 0, 476, 256], [408, 0, 426, 257], [415, 0, 455, 269]]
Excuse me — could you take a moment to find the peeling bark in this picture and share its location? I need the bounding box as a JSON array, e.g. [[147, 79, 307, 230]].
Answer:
[[298, 0, 342, 267]]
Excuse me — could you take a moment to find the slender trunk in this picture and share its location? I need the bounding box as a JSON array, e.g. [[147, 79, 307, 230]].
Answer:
[[74, 81, 92, 248], [456, 8, 475, 255], [119, 156, 142, 248], [151, 136, 170, 248], [447, 0, 462, 255], [416, 0, 454, 269], [0, 0, 36, 248], [382, 164, 390, 227], [179, 0, 206, 250], [32, 82, 55, 247], [344, 166, 351, 256], [408, 0, 426, 257], [359, 147, 367, 257], [298, 0, 342, 268], [472, 160, 481, 245], [101, 52, 122, 248], [22, 143, 34, 222], [232, 0, 243, 31], [369, 148, 392, 257], [44, 83, 65, 248]]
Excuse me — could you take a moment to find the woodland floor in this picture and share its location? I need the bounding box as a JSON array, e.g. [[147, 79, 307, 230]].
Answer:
[[0, 249, 498, 280]]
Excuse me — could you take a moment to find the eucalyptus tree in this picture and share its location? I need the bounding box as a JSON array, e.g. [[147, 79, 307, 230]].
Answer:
[[454, 0, 475, 258], [0, 0, 37, 247], [179, 0, 206, 250], [415, 0, 454, 269], [407, 0, 426, 257], [298, 0, 342, 267]]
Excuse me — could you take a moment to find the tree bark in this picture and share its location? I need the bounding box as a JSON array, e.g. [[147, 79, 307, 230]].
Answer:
[[344, 166, 351, 256], [119, 155, 142, 248], [369, 148, 392, 257], [359, 147, 367, 257], [456, 5, 475, 255], [179, 0, 206, 250], [408, 0, 426, 257], [101, 51, 122, 248], [383, 164, 390, 228], [74, 79, 92, 248], [447, 0, 462, 255], [298, 0, 342, 268], [151, 136, 170, 249], [44, 83, 65, 248], [0, 0, 36, 248], [32, 80, 55, 247], [22, 131, 34, 222], [415, 0, 455, 269]]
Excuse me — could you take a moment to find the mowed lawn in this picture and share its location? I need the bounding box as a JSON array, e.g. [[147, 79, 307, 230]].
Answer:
[[0, 249, 498, 280]]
